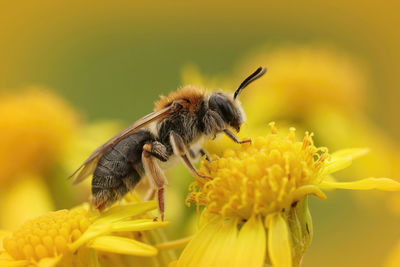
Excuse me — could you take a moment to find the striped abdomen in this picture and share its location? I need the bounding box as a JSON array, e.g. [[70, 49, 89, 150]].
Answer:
[[91, 129, 154, 209]]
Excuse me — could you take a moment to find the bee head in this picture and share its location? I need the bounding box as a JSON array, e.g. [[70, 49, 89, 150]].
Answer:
[[208, 67, 267, 132], [208, 92, 244, 132]]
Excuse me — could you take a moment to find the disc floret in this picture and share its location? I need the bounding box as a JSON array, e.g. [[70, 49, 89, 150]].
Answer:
[[3, 209, 90, 261]]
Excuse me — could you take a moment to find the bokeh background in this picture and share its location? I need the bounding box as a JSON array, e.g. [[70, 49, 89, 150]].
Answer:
[[1, 1, 400, 266]]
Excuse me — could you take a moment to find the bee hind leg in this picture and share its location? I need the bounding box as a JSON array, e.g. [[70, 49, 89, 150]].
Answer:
[[142, 143, 169, 221], [142, 141, 169, 203]]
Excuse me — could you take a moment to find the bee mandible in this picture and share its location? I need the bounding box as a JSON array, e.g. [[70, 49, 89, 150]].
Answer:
[[70, 67, 267, 221]]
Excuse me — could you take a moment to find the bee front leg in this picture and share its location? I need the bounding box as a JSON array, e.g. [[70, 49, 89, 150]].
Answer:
[[170, 131, 212, 179], [189, 147, 211, 162], [223, 129, 252, 144], [142, 143, 169, 221]]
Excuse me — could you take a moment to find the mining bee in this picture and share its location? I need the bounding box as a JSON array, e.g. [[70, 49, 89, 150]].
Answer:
[[70, 67, 267, 220]]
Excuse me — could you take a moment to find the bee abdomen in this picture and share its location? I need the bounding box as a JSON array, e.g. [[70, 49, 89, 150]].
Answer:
[[96, 157, 130, 177], [91, 129, 154, 209], [92, 165, 141, 209]]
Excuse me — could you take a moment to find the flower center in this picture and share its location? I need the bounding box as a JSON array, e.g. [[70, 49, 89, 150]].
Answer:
[[3, 209, 91, 261], [187, 126, 329, 220]]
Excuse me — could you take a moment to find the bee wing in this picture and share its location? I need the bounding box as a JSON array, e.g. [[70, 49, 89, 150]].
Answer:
[[69, 104, 178, 184]]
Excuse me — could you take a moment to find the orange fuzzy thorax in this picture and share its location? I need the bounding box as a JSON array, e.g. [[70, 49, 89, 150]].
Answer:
[[154, 85, 207, 113]]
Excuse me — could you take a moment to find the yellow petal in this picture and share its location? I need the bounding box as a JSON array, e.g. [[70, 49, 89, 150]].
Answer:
[[71, 216, 167, 252], [323, 148, 369, 175], [178, 218, 237, 267], [93, 201, 157, 225], [69, 224, 107, 252], [178, 219, 219, 266], [323, 175, 337, 183], [201, 220, 237, 267], [88, 235, 157, 256], [268, 213, 292, 267], [76, 248, 100, 267], [232, 216, 266, 267], [156, 236, 192, 251], [330, 148, 369, 160], [37, 255, 63, 267], [291, 185, 327, 202], [320, 178, 400, 191], [111, 219, 170, 232]]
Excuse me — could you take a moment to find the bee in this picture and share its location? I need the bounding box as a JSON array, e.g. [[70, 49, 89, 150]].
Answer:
[[70, 67, 267, 220]]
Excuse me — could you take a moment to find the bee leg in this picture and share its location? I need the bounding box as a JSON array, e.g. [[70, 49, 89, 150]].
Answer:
[[144, 141, 169, 162], [199, 148, 211, 161], [223, 129, 252, 144], [189, 147, 211, 162], [144, 188, 156, 201], [170, 131, 212, 179], [142, 141, 168, 202], [142, 143, 168, 221], [203, 110, 225, 136]]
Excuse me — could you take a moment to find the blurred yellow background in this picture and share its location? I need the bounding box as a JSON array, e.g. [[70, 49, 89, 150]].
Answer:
[[1, 1, 400, 266]]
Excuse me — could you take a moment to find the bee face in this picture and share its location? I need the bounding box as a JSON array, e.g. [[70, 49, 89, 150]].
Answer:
[[208, 92, 244, 132]]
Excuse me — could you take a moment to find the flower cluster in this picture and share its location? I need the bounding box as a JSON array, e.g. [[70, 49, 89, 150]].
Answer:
[[188, 126, 328, 220], [0, 201, 169, 267], [177, 125, 400, 267], [3, 209, 90, 261]]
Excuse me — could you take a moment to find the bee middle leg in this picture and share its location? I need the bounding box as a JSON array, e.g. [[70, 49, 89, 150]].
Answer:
[[170, 131, 212, 179], [142, 143, 169, 221], [143, 141, 169, 162]]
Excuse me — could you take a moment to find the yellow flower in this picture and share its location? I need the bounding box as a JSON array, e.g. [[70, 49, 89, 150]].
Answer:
[[183, 46, 400, 214], [238, 45, 367, 126], [0, 201, 169, 267], [237, 45, 400, 186], [177, 125, 400, 267], [0, 175, 54, 231], [0, 87, 79, 184]]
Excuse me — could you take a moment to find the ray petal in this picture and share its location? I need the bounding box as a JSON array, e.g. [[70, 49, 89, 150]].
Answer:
[[88, 235, 157, 256], [233, 216, 266, 267], [268, 212, 292, 267], [320, 178, 400, 191], [323, 148, 369, 175]]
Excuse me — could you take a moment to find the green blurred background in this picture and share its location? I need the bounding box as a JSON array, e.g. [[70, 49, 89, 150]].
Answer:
[[1, 1, 400, 134], [1, 1, 400, 266]]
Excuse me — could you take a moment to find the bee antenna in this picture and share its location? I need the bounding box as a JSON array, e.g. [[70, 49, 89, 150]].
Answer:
[[234, 66, 267, 100]]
